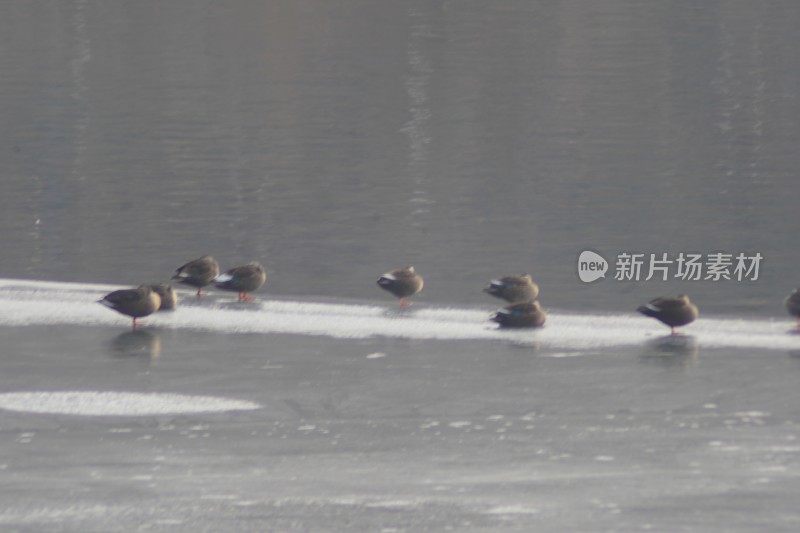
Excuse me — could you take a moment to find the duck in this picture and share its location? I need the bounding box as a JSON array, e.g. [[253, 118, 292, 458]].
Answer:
[[150, 283, 177, 311], [98, 285, 161, 331], [637, 295, 699, 335], [377, 266, 424, 307], [484, 274, 539, 304], [491, 301, 547, 328], [786, 288, 800, 329], [214, 262, 266, 302], [171, 256, 220, 297]]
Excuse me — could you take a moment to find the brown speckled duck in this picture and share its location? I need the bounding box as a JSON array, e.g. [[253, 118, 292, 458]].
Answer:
[[150, 283, 177, 311], [484, 274, 539, 304], [377, 266, 424, 307], [98, 285, 161, 331], [171, 256, 220, 297], [637, 295, 699, 335], [491, 301, 547, 329], [214, 262, 266, 302], [786, 289, 800, 329]]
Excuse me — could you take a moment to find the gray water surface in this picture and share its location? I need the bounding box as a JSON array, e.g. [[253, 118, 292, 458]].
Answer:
[[1, 0, 798, 313]]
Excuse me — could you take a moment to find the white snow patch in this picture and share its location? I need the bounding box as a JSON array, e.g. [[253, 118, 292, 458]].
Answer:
[[0, 391, 260, 416]]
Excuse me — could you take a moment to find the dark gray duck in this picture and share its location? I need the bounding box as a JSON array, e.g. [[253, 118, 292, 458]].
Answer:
[[637, 295, 699, 335], [377, 266, 424, 307], [150, 283, 177, 311], [786, 288, 800, 329], [98, 285, 161, 331], [491, 301, 547, 329], [214, 262, 267, 302], [171, 256, 220, 297], [484, 274, 539, 304]]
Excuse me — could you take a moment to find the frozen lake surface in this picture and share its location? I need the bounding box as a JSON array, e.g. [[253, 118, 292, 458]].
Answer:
[[2, 0, 800, 530], [0, 279, 799, 531]]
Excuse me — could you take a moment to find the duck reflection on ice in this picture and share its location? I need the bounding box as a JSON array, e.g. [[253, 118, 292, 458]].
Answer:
[[110, 330, 161, 360], [639, 335, 698, 366]]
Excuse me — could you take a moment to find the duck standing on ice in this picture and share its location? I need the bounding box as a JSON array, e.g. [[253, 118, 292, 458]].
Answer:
[[98, 285, 161, 331], [150, 283, 178, 311], [637, 295, 699, 335], [214, 262, 267, 302], [377, 266, 424, 308], [171, 256, 220, 297], [483, 274, 539, 304], [785, 288, 800, 330]]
